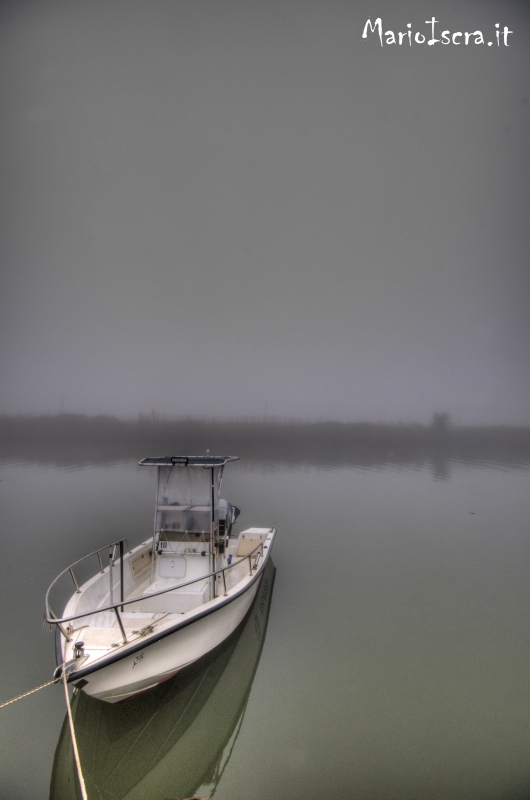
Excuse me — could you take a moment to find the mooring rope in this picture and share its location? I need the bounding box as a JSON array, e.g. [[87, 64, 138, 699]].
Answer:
[[0, 669, 88, 800], [0, 676, 61, 709], [62, 669, 88, 800]]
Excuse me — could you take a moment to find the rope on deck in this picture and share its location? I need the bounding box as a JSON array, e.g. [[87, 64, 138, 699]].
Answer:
[[0, 676, 61, 709], [62, 669, 88, 800]]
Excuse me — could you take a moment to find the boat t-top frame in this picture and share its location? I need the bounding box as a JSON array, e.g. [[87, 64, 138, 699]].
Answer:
[[44, 455, 256, 648], [139, 455, 240, 577]]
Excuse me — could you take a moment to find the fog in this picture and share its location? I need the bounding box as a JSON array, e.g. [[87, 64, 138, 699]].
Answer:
[[1, 0, 529, 424]]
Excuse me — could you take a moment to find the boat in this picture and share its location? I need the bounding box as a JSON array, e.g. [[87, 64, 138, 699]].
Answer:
[[49, 557, 276, 800], [44, 455, 276, 703]]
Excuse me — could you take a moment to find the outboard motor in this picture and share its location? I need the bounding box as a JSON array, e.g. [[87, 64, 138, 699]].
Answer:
[[218, 500, 240, 547]]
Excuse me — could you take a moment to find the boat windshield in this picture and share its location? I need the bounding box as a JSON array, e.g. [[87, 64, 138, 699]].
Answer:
[[138, 456, 238, 539]]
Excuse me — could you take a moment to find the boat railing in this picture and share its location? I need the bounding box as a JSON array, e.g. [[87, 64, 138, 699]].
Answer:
[[45, 536, 266, 644]]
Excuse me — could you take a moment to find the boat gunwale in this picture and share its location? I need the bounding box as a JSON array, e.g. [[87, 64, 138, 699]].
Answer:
[[45, 534, 272, 625], [60, 539, 275, 684]]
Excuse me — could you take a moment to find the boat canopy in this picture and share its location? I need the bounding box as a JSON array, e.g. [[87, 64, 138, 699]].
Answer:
[[138, 456, 239, 467], [138, 456, 239, 536]]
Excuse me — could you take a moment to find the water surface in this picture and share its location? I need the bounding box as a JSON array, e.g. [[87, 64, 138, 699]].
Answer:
[[1, 454, 529, 799]]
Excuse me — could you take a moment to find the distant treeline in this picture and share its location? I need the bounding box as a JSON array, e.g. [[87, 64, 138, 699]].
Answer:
[[1, 413, 530, 470]]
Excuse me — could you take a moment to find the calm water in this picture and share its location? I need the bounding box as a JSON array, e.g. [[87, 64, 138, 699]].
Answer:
[[1, 455, 530, 799]]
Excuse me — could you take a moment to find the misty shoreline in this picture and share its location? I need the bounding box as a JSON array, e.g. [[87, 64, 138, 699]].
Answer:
[[1, 413, 530, 472]]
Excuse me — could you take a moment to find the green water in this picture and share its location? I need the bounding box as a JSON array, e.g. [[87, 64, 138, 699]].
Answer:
[[1, 455, 530, 799]]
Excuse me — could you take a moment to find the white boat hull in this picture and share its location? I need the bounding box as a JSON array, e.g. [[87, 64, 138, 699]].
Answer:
[[77, 576, 261, 703], [50, 559, 276, 799], [45, 454, 276, 704]]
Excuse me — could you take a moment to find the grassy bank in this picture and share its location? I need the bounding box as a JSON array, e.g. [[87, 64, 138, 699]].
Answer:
[[1, 413, 530, 470]]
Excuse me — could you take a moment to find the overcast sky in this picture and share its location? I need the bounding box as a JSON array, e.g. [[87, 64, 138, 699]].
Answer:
[[1, 0, 529, 424]]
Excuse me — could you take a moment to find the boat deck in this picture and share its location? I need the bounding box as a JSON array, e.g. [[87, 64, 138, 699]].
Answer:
[[67, 554, 254, 659]]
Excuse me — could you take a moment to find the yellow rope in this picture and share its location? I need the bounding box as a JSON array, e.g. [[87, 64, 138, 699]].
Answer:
[[0, 677, 60, 709], [62, 669, 88, 800], [1, 669, 88, 800]]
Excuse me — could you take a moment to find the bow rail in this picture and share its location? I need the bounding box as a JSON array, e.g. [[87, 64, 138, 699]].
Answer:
[[45, 537, 265, 633]]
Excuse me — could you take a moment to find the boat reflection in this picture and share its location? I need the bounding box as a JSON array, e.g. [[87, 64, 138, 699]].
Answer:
[[49, 559, 276, 800]]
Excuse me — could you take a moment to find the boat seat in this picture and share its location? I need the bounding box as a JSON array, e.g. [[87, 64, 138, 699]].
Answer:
[[140, 578, 209, 614]]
